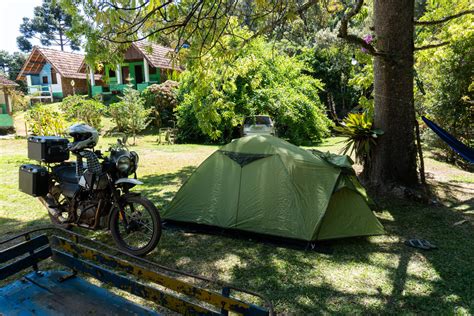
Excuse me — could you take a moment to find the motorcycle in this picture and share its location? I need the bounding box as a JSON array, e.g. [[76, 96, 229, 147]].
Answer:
[[19, 133, 161, 256]]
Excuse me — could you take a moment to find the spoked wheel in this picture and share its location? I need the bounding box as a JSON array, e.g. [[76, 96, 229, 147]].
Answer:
[[110, 195, 161, 256]]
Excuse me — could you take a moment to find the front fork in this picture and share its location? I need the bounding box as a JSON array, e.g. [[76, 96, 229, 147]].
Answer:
[[108, 188, 140, 232]]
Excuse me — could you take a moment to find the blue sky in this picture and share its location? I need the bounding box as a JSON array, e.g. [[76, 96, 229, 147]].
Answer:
[[0, 0, 46, 53]]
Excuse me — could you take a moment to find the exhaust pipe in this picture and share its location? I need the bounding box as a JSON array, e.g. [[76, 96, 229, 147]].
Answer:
[[39, 196, 62, 218]]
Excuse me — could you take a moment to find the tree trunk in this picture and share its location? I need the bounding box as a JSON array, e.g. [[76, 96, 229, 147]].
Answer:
[[364, 0, 418, 191], [59, 29, 64, 51]]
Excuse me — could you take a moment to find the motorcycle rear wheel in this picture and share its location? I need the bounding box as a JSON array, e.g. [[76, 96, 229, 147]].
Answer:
[[109, 195, 161, 256]]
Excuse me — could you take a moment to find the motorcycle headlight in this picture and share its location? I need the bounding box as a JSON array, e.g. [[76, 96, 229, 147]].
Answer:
[[116, 155, 131, 173]]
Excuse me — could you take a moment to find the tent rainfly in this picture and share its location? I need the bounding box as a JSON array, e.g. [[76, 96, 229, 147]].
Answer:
[[163, 135, 384, 241]]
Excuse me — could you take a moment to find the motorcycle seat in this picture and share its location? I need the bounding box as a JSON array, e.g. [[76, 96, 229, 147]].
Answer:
[[53, 164, 79, 184]]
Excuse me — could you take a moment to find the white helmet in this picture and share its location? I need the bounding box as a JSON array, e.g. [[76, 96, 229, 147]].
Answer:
[[68, 123, 99, 152]]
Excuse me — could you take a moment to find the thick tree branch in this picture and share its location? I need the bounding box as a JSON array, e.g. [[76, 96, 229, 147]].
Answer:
[[337, 0, 384, 57], [415, 9, 474, 26], [414, 41, 450, 51]]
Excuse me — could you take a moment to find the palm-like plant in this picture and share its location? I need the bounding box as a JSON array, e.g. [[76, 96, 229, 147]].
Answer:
[[334, 112, 383, 163]]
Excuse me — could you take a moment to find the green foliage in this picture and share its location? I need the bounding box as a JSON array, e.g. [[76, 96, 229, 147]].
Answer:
[[26, 103, 67, 136], [17, 0, 79, 52], [60, 95, 105, 129], [175, 102, 208, 143], [177, 34, 332, 145], [142, 80, 179, 128], [418, 38, 473, 163], [0, 51, 27, 92], [415, 0, 474, 164], [7, 88, 30, 113], [109, 87, 151, 144], [334, 112, 383, 164], [298, 46, 359, 118], [347, 51, 375, 118]]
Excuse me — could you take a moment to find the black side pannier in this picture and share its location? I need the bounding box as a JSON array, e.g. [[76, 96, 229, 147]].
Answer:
[[28, 136, 69, 163], [19, 164, 49, 197]]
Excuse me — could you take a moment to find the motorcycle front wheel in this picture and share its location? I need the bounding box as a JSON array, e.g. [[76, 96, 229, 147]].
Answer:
[[109, 195, 161, 256]]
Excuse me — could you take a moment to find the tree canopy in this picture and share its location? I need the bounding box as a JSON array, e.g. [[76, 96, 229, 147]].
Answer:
[[177, 29, 332, 144], [17, 0, 80, 52], [0, 51, 27, 91], [61, 0, 474, 193]]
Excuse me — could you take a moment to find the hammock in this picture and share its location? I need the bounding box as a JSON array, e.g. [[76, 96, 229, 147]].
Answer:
[[422, 116, 474, 163]]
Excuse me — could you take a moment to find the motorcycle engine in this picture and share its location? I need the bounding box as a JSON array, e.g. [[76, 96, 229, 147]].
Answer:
[[76, 201, 97, 226]]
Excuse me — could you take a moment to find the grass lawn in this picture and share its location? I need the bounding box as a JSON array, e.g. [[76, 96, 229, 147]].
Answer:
[[0, 135, 473, 314]]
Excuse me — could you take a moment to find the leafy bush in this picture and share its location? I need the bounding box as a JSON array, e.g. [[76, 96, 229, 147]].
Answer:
[[334, 112, 383, 164], [26, 103, 67, 136], [175, 102, 212, 143], [176, 34, 333, 145], [60, 95, 105, 129], [0, 126, 15, 136], [7, 88, 30, 113], [142, 80, 179, 128], [109, 87, 151, 144]]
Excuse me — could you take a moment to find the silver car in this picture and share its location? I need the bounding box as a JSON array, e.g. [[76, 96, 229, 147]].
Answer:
[[242, 115, 276, 136]]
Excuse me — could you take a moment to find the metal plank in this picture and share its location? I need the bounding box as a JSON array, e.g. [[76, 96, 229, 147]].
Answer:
[[0, 271, 159, 316], [51, 236, 268, 316], [51, 249, 219, 315], [0, 247, 52, 280], [0, 234, 50, 264]]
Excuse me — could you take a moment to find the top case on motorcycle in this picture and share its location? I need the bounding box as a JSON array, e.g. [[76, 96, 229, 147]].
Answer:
[[28, 136, 69, 163]]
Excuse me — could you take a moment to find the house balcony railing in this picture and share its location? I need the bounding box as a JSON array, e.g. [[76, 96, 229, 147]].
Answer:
[[28, 85, 51, 95], [27, 85, 54, 102], [91, 81, 158, 97], [27, 84, 63, 100]]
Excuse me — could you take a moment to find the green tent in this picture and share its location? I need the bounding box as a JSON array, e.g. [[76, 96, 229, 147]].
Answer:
[[163, 135, 384, 241]]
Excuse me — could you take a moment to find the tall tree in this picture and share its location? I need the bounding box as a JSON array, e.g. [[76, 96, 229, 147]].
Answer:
[[0, 51, 27, 92], [62, 0, 474, 195], [372, 0, 417, 188], [17, 0, 79, 52], [338, 0, 473, 191], [338, 0, 418, 188]]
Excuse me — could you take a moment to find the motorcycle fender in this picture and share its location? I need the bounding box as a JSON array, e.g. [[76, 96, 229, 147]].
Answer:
[[115, 178, 143, 186]]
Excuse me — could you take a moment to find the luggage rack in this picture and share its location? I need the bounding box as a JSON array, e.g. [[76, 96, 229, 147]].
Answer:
[[0, 227, 273, 315]]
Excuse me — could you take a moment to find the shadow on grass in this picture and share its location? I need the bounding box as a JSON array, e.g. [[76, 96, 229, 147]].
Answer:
[[134, 167, 474, 313], [0, 216, 49, 238], [156, 199, 473, 313], [429, 180, 474, 212], [427, 151, 473, 172], [139, 166, 196, 208], [383, 199, 474, 313]]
